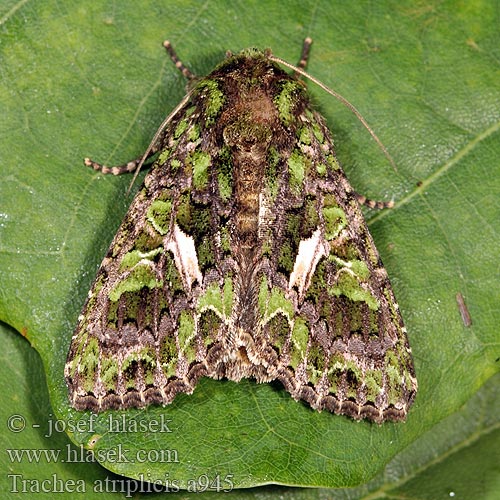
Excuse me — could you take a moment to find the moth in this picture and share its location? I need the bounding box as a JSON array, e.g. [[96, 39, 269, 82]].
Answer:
[[65, 39, 417, 422]]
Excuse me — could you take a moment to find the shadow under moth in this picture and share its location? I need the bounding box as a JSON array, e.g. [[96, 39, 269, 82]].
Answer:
[[65, 38, 417, 423]]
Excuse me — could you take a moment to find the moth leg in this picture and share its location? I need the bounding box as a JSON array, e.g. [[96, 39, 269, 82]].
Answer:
[[293, 37, 313, 78], [84, 145, 160, 175], [163, 40, 196, 81], [355, 192, 394, 209]]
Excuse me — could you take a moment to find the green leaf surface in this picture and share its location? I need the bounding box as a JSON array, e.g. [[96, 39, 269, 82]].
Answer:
[[1, 0, 499, 493]]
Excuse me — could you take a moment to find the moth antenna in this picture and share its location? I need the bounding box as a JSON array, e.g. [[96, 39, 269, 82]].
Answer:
[[163, 40, 196, 80], [295, 36, 313, 74], [269, 54, 398, 172], [127, 92, 192, 194]]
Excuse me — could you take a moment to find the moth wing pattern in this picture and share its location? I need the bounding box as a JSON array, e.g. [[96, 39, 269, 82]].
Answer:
[[65, 40, 417, 422]]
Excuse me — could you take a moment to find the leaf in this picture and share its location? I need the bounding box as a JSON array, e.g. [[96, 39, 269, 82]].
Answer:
[[1, 0, 499, 492]]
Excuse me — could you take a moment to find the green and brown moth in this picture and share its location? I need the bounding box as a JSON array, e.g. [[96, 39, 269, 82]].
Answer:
[[65, 39, 417, 423]]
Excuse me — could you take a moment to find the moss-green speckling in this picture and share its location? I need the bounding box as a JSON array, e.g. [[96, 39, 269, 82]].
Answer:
[[259, 276, 294, 320], [327, 371, 339, 394], [198, 309, 222, 346], [190, 150, 211, 189], [326, 153, 340, 170], [197, 277, 233, 318], [176, 200, 211, 241], [287, 211, 300, 236], [184, 105, 196, 118], [298, 126, 311, 145], [170, 158, 181, 172], [174, 118, 189, 139], [323, 205, 347, 240], [220, 225, 231, 253], [109, 265, 163, 302], [385, 350, 402, 405], [350, 259, 370, 280], [146, 200, 172, 235], [223, 119, 272, 154], [142, 352, 156, 386], [275, 80, 303, 127], [304, 196, 320, 234], [164, 254, 183, 294], [159, 334, 178, 378], [287, 149, 306, 194], [327, 353, 347, 393], [197, 281, 224, 316], [305, 260, 327, 303], [133, 231, 163, 254], [261, 239, 272, 258], [217, 147, 233, 202], [329, 271, 379, 311], [178, 310, 196, 362], [290, 318, 308, 369], [176, 193, 192, 232], [158, 148, 171, 165], [223, 277, 233, 317], [110, 292, 141, 328], [197, 79, 225, 125], [67, 333, 88, 378], [345, 359, 362, 381], [278, 241, 294, 273], [100, 356, 119, 392], [364, 369, 383, 402], [368, 308, 380, 334], [188, 123, 201, 142], [306, 342, 326, 384], [311, 120, 324, 144], [266, 313, 290, 353], [348, 304, 363, 333], [80, 338, 99, 393], [337, 309, 349, 337], [119, 247, 163, 271], [403, 366, 414, 393], [106, 301, 119, 329], [257, 277, 269, 317], [197, 238, 214, 269], [316, 161, 327, 176]]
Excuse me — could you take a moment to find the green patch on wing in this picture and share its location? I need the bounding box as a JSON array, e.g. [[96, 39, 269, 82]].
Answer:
[[189, 150, 211, 189], [178, 310, 197, 363], [287, 149, 307, 195], [119, 247, 163, 271], [196, 79, 225, 125], [109, 264, 163, 302], [259, 276, 295, 322], [275, 80, 304, 127], [290, 318, 309, 370], [147, 200, 173, 235]]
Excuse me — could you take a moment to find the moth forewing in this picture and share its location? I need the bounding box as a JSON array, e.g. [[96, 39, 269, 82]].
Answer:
[[65, 39, 417, 423]]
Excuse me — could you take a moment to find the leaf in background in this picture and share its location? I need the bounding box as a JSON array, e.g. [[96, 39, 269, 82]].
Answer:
[[1, 0, 499, 492]]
